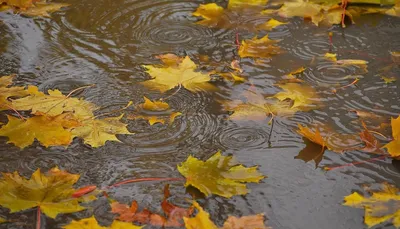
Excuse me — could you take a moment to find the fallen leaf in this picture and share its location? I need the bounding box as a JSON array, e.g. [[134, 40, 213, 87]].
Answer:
[[230, 60, 243, 73], [193, 1, 284, 31], [381, 76, 396, 84], [386, 0, 400, 17], [343, 183, 400, 228], [218, 73, 246, 83], [177, 151, 265, 198], [0, 217, 6, 223], [12, 85, 97, 118], [0, 113, 79, 149], [383, 115, 400, 157], [63, 216, 143, 229], [0, 74, 29, 110], [390, 51, 400, 64], [111, 185, 193, 227], [142, 56, 216, 93], [238, 35, 281, 59], [359, 121, 383, 153], [324, 53, 368, 73], [272, 83, 318, 110], [0, 167, 96, 218], [184, 201, 218, 229], [156, 54, 184, 68], [71, 114, 132, 148], [20, 2, 69, 17]]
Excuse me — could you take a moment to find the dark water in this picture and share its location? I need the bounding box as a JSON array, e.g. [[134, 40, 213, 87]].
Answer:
[[0, 0, 400, 228]]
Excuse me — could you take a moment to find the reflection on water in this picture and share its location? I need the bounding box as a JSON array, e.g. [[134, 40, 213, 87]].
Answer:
[[0, 0, 400, 228]]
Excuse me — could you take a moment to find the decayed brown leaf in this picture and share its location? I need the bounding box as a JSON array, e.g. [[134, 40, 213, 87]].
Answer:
[[238, 35, 282, 59], [111, 185, 193, 227], [192, 1, 285, 31], [359, 121, 383, 154]]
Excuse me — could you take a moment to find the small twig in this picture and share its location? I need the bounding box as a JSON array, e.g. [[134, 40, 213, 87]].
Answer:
[[92, 101, 133, 119], [36, 207, 41, 229], [160, 83, 182, 102], [107, 177, 184, 188], [66, 85, 95, 98], [4, 104, 26, 120], [324, 155, 388, 171]]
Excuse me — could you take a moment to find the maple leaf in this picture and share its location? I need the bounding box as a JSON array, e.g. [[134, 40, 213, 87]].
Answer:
[[142, 56, 217, 93], [12, 85, 97, 118], [0, 167, 96, 218], [238, 35, 282, 59], [20, 2, 70, 17], [0, 113, 80, 149], [343, 183, 400, 228], [128, 97, 182, 125], [192, 1, 285, 31], [62, 216, 143, 229], [111, 185, 194, 227], [177, 151, 265, 198], [383, 115, 400, 157], [0, 74, 29, 110], [70, 114, 132, 148], [381, 76, 396, 84], [184, 201, 270, 229], [272, 83, 318, 110], [359, 121, 383, 153], [386, 0, 400, 17], [296, 124, 360, 166]]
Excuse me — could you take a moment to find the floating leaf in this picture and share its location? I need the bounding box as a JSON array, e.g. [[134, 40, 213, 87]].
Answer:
[[272, 83, 318, 110], [12, 85, 97, 118], [0, 113, 79, 149], [238, 35, 281, 59], [193, 1, 283, 31], [111, 185, 193, 227], [382, 76, 396, 84], [0, 217, 6, 223], [343, 183, 400, 228], [0, 74, 29, 110], [183, 202, 218, 229], [383, 115, 400, 157], [177, 151, 265, 198], [71, 114, 132, 148], [142, 56, 216, 93], [20, 2, 69, 17], [359, 121, 383, 153], [63, 216, 143, 229], [0, 167, 96, 218]]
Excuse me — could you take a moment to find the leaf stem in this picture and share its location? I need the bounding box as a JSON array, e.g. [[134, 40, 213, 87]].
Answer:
[[36, 207, 41, 229], [92, 101, 133, 119], [107, 177, 184, 188], [160, 83, 182, 101], [4, 104, 26, 120], [66, 85, 95, 98]]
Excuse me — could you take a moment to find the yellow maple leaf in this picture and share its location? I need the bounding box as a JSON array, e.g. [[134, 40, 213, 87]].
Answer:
[[381, 76, 396, 84], [184, 201, 270, 229], [142, 56, 216, 93], [71, 114, 132, 148], [12, 85, 97, 118], [177, 151, 265, 198], [383, 115, 400, 157], [0, 167, 96, 218], [272, 83, 318, 110], [63, 216, 143, 229], [193, 1, 285, 31], [343, 183, 400, 228], [0, 74, 29, 110], [20, 2, 70, 17], [238, 35, 281, 59], [0, 113, 79, 149]]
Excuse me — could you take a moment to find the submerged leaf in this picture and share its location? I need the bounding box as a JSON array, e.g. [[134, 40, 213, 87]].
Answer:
[[0, 113, 79, 149], [383, 115, 400, 157], [239, 35, 281, 59], [63, 216, 143, 229], [71, 114, 132, 148], [142, 56, 216, 93], [177, 151, 265, 198], [343, 183, 400, 228], [272, 83, 318, 110], [0, 167, 96, 218]]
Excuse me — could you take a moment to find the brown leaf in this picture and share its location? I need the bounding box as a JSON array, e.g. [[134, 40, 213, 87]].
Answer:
[[359, 121, 383, 153]]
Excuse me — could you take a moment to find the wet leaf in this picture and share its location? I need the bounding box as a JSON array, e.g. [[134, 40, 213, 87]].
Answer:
[[0, 74, 29, 110], [238, 35, 282, 59], [12, 85, 97, 118], [0, 0, 34, 9], [0, 167, 96, 218], [386, 0, 400, 17], [20, 2, 69, 17], [193, 1, 284, 31], [142, 96, 169, 111], [142, 56, 216, 93], [343, 183, 400, 228], [71, 114, 132, 148], [324, 53, 368, 73], [0, 217, 6, 223], [391, 51, 400, 64], [184, 201, 270, 229], [0, 113, 79, 149], [111, 185, 193, 227], [177, 151, 265, 198], [381, 76, 396, 84], [359, 121, 383, 153], [383, 115, 400, 157], [63, 216, 143, 229], [272, 83, 318, 110], [218, 73, 246, 83], [230, 60, 243, 73]]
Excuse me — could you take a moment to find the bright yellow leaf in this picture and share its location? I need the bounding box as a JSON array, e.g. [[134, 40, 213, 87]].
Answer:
[[343, 183, 400, 228], [177, 151, 265, 198], [142, 56, 216, 93], [273, 83, 318, 109], [0, 113, 79, 149], [257, 18, 287, 30], [12, 85, 97, 118], [0, 74, 29, 110], [20, 2, 70, 17], [184, 202, 218, 229], [63, 216, 143, 229], [142, 96, 169, 111], [381, 76, 396, 84], [227, 0, 268, 9], [238, 35, 281, 59], [383, 115, 400, 157], [71, 114, 132, 148], [0, 167, 95, 218]]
